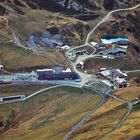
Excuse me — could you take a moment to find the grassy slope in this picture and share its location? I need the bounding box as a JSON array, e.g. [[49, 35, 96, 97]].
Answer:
[[8, 8, 89, 46], [71, 87, 140, 140], [72, 99, 128, 140], [0, 86, 101, 140], [0, 43, 54, 70], [116, 87, 140, 101], [84, 55, 140, 73], [104, 108, 140, 140], [0, 84, 55, 97], [103, 88, 140, 140]]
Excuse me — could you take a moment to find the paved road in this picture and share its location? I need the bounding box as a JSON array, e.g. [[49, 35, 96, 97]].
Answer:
[[64, 86, 109, 140], [66, 4, 140, 52], [86, 3, 140, 43], [64, 3, 140, 140], [65, 3, 140, 85], [13, 3, 140, 140], [24, 85, 64, 100], [66, 3, 140, 56], [96, 94, 133, 140], [0, 85, 62, 105], [0, 83, 85, 105], [125, 70, 140, 74], [1, 3, 140, 140]]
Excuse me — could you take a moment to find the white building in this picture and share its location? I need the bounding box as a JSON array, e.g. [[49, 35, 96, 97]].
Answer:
[[31, 71, 38, 81], [60, 45, 70, 50], [96, 68, 128, 89], [90, 42, 98, 46], [0, 65, 4, 70]]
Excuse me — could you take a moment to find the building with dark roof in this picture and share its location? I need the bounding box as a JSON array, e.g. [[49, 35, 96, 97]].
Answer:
[[36, 67, 80, 81], [75, 50, 87, 56], [112, 40, 131, 46], [37, 71, 80, 81], [99, 48, 127, 57], [96, 68, 128, 89]]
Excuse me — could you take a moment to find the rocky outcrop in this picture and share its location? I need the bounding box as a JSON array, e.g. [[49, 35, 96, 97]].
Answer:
[[0, 5, 5, 15], [1, 0, 139, 16], [0, 0, 140, 46], [103, 0, 140, 10], [103, 0, 115, 10], [0, 0, 99, 15]]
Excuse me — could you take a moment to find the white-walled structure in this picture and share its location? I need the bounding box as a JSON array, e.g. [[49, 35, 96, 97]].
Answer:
[[0, 65, 4, 70]]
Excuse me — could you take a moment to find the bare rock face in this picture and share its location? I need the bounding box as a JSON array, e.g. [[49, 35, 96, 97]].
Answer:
[[103, 0, 115, 10], [103, 0, 140, 10], [0, 5, 5, 15], [0, 0, 99, 15], [0, 0, 140, 45], [0, 0, 139, 16]]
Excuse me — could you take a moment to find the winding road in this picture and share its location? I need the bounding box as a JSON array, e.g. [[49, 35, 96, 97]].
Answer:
[[8, 3, 140, 140], [0, 3, 140, 140], [125, 70, 140, 74], [64, 87, 109, 140], [64, 3, 140, 140], [96, 95, 133, 140], [66, 3, 140, 56]]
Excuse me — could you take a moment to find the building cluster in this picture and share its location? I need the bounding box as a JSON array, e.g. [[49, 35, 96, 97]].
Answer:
[[27, 31, 70, 50], [0, 66, 81, 85], [96, 68, 128, 88], [91, 36, 131, 58]]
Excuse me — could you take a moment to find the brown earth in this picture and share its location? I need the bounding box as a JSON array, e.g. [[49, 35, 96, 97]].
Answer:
[[72, 87, 140, 140], [0, 86, 101, 140]]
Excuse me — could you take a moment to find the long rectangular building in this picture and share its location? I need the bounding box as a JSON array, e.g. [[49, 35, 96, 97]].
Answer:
[[37, 71, 80, 81], [36, 67, 80, 81]]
